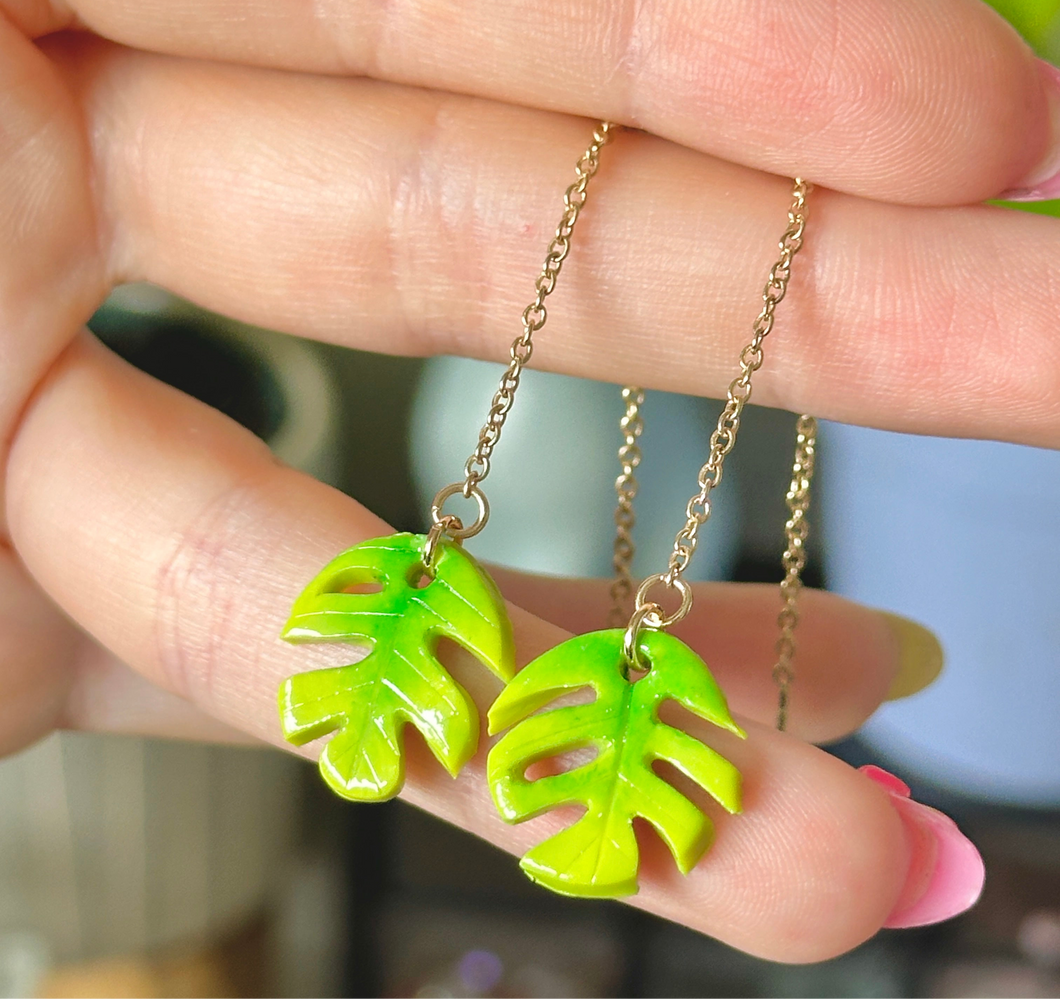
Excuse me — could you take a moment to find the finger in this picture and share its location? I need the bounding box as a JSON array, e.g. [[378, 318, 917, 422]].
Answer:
[[488, 569, 942, 744], [64, 42, 1060, 448], [6, 336, 969, 959], [0, 506, 243, 751], [63, 641, 260, 744], [0, 547, 80, 754], [0, 540, 252, 751], [0, 15, 105, 523], [28, 0, 1054, 205]]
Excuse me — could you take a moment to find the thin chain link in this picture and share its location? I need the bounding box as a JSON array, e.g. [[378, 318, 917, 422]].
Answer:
[[639, 178, 809, 611], [428, 122, 614, 538], [618, 178, 808, 673], [608, 387, 645, 628], [774, 414, 817, 731]]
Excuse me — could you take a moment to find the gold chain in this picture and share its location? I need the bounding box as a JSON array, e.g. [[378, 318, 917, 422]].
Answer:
[[428, 121, 615, 542], [622, 179, 809, 665], [607, 387, 645, 627], [657, 179, 808, 592], [773, 414, 817, 731]]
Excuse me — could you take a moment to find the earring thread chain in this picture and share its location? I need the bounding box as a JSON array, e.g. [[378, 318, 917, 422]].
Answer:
[[429, 121, 615, 542], [654, 179, 808, 595], [773, 413, 817, 730], [612, 179, 811, 683], [608, 386, 645, 628]]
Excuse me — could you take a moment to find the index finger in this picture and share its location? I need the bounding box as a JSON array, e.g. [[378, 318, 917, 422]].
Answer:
[[6, 335, 953, 961], [16, 0, 1056, 206]]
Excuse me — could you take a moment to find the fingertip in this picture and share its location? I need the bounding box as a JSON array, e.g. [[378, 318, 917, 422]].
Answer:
[[880, 612, 944, 701], [861, 766, 985, 930], [765, 746, 911, 961], [646, 730, 911, 964], [997, 59, 1060, 201]]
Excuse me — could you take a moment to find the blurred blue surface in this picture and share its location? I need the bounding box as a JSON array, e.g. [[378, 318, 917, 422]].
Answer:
[[820, 422, 1060, 806]]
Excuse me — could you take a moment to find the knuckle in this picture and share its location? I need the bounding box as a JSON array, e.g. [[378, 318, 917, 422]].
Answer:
[[153, 480, 264, 703], [386, 93, 491, 357]]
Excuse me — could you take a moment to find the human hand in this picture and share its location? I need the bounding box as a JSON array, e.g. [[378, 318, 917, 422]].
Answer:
[[1, 0, 1055, 961]]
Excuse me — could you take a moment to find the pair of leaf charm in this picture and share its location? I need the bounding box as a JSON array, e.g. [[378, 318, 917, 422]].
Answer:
[[279, 533, 745, 898]]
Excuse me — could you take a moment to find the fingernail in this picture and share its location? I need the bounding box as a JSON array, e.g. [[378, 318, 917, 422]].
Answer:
[[999, 60, 1060, 202], [880, 612, 944, 701], [860, 765, 985, 929]]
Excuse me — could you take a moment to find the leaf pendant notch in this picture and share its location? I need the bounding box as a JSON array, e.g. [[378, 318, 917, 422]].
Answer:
[[279, 533, 515, 802], [487, 628, 745, 898]]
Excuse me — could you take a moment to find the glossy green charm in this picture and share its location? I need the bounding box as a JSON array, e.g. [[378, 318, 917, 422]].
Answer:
[[487, 628, 745, 898], [279, 533, 515, 802]]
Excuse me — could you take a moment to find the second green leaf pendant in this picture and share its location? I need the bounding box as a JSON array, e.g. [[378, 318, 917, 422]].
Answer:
[[487, 629, 746, 898]]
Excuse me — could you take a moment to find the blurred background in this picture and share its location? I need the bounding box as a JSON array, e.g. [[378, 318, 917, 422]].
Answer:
[[2, 2, 1060, 997]]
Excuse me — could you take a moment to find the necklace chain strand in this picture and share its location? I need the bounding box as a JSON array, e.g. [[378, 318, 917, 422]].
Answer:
[[608, 386, 645, 628], [773, 413, 817, 731]]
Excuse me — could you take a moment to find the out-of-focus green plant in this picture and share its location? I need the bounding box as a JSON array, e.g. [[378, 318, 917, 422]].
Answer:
[[988, 0, 1060, 55], [986, 0, 1060, 216]]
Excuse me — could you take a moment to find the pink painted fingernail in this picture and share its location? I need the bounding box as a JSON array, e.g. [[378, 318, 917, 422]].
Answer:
[[999, 60, 1060, 202], [860, 765, 985, 929]]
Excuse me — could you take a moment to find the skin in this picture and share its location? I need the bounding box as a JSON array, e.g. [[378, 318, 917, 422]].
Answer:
[[0, 0, 1056, 963]]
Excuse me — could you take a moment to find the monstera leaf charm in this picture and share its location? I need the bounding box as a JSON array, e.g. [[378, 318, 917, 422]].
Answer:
[[487, 629, 745, 898], [279, 533, 515, 802]]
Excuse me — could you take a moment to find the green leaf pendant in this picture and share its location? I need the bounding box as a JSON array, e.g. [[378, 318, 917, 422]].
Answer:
[[279, 533, 515, 802], [487, 629, 746, 898]]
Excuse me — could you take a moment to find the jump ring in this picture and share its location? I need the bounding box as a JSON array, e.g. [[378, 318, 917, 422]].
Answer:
[[622, 604, 661, 675], [430, 482, 490, 540], [422, 515, 465, 571], [633, 572, 694, 628]]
